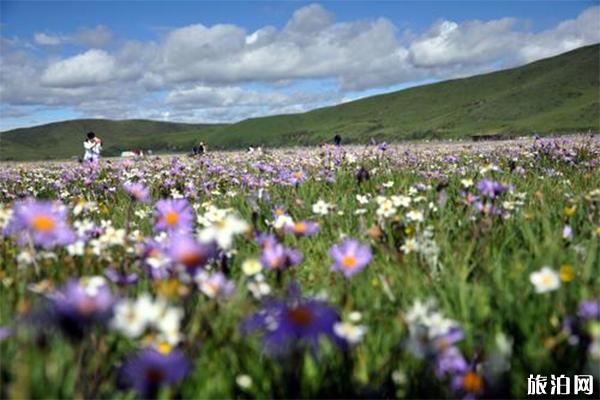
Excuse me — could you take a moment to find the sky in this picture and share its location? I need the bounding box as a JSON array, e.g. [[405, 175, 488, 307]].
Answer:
[[1, 0, 599, 131]]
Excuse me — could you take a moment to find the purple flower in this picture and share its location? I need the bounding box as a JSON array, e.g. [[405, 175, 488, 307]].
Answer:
[[196, 271, 235, 300], [124, 182, 150, 203], [435, 346, 468, 379], [119, 348, 191, 398], [105, 267, 139, 286], [48, 277, 114, 338], [451, 369, 485, 399], [168, 235, 216, 273], [578, 300, 600, 321], [329, 239, 372, 278], [255, 232, 278, 249], [6, 199, 75, 248], [260, 243, 303, 270], [476, 180, 509, 199], [154, 199, 194, 234], [284, 220, 319, 237], [242, 285, 343, 355], [562, 225, 573, 240]]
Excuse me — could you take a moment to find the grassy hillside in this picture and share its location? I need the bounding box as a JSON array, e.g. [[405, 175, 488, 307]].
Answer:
[[203, 43, 599, 148], [0, 119, 225, 161], [1, 44, 598, 160]]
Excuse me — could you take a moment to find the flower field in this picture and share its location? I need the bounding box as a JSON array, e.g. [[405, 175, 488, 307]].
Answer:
[[0, 136, 599, 399]]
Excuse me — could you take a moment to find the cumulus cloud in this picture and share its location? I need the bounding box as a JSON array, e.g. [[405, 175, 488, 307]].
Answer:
[[33, 25, 113, 47], [41, 49, 117, 87], [2, 3, 599, 129]]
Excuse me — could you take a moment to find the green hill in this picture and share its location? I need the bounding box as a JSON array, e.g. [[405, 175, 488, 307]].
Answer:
[[0, 119, 225, 161], [1, 44, 599, 160]]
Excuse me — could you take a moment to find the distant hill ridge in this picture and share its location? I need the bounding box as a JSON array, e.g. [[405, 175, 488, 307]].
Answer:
[[1, 44, 598, 161]]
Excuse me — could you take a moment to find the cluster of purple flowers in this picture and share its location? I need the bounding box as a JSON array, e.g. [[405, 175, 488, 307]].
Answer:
[[242, 283, 345, 356]]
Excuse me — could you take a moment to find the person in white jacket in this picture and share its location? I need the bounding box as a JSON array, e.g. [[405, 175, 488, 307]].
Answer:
[[83, 131, 102, 162]]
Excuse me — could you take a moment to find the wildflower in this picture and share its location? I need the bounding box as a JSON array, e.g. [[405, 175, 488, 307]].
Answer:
[[198, 212, 248, 250], [356, 194, 370, 205], [529, 266, 560, 293], [49, 276, 114, 338], [460, 179, 474, 188], [6, 199, 75, 248], [284, 220, 319, 237], [562, 225, 573, 240], [241, 258, 263, 276], [333, 322, 367, 345], [312, 200, 332, 216], [154, 199, 194, 234], [123, 182, 150, 203], [476, 180, 509, 199], [196, 271, 235, 300], [236, 374, 253, 389], [168, 235, 216, 272], [241, 284, 344, 355], [559, 264, 574, 282], [119, 348, 191, 398], [329, 239, 372, 278], [406, 210, 424, 223], [260, 243, 302, 270]]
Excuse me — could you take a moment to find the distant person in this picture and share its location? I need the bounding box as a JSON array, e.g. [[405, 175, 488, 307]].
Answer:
[[334, 134, 342, 146], [83, 131, 102, 162]]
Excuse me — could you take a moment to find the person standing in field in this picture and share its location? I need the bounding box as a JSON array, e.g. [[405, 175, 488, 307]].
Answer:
[[83, 131, 103, 162]]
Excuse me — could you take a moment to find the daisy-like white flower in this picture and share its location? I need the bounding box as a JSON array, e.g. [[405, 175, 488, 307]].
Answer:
[[530, 266, 560, 293], [312, 200, 332, 216], [391, 195, 412, 208], [356, 194, 370, 205], [241, 258, 262, 276], [333, 322, 367, 345], [198, 212, 248, 250], [406, 210, 424, 223]]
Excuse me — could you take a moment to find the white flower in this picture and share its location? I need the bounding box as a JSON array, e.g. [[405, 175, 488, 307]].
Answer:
[[198, 213, 249, 250], [0, 206, 13, 230], [66, 240, 85, 256], [312, 200, 332, 215], [376, 198, 396, 218], [391, 195, 411, 208], [111, 299, 148, 338], [401, 238, 419, 254], [236, 374, 253, 389], [273, 214, 293, 230], [334, 322, 367, 344], [241, 258, 262, 276], [461, 179, 474, 188], [356, 194, 370, 205], [530, 266, 560, 293], [382, 181, 394, 188], [17, 250, 35, 266], [406, 210, 424, 223], [348, 311, 362, 322]]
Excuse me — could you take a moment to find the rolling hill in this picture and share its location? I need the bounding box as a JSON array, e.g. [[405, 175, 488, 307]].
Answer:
[[1, 44, 598, 160]]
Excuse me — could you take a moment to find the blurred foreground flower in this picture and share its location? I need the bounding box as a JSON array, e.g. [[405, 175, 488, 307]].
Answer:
[[119, 348, 191, 398], [6, 199, 75, 248]]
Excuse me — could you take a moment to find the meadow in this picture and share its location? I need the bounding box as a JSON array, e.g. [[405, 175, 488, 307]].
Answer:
[[0, 136, 598, 399]]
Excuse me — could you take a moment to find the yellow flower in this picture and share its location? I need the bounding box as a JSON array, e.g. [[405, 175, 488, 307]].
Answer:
[[563, 205, 576, 217], [594, 226, 600, 236], [404, 225, 414, 236], [559, 264, 574, 282]]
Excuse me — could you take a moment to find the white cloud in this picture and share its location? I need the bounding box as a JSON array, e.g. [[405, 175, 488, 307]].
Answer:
[[33, 32, 63, 46], [33, 25, 114, 48], [2, 4, 599, 129], [41, 49, 117, 87]]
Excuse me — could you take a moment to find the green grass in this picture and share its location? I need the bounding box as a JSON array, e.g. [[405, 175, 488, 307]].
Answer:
[[1, 44, 599, 161], [0, 139, 598, 398]]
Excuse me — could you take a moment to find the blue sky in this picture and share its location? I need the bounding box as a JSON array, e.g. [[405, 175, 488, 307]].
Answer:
[[1, 1, 598, 130]]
